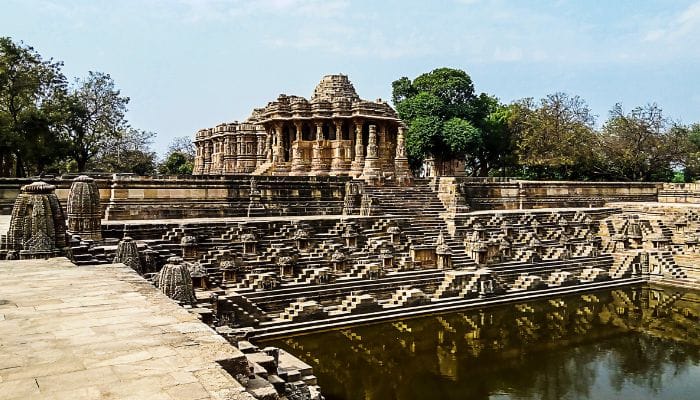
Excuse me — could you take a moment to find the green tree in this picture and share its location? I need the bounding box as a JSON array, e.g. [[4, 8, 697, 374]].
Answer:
[[0, 37, 68, 176], [511, 93, 598, 179], [600, 103, 687, 181], [158, 136, 195, 175], [392, 68, 508, 176], [159, 152, 193, 175], [65, 71, 129, 172], [93, 128, 157, 175], [683, 124, 700, 181]]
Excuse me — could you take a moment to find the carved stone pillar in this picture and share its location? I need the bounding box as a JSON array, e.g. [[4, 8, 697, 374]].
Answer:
[[273, 123, 290, 174], [223, 135, 234, 174], [350, 120, 365, 178], [290, 121, 307, 175], [361, 125, 381, 183], [265, 128, 273, 164], [236, 134, 244, 173], [379, 123, 394, 176], [203, 140, 212, 175], [330, 120, 347, 175], [274, 123, 284, 162], [394, 125, 412, 185], [256, 133, 266, 168], [311, 121, 328, 175], [193, 142, 203, 175]]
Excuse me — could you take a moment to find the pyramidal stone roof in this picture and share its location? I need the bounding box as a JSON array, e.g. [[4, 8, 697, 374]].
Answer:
[[310, 74, 360, 103]]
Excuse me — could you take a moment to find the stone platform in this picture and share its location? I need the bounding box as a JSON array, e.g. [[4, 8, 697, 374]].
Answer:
[[0, 258, 251, 400]]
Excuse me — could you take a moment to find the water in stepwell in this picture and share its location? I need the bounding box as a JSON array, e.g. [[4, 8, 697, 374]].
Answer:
[[265, 285, 700, 400]]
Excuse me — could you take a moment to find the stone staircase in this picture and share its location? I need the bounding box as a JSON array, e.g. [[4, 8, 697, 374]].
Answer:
[[361, 182, 475, 268], [609, 253, 638, 279], [381, 286, 428, 309], [649, 251, 688, 279], [327, 293, 381, 316], [511, 274, 546, 291], [278, 299, 328, 322]]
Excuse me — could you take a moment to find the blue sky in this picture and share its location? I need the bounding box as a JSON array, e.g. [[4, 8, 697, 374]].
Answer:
[[3, 0, 700, 155]]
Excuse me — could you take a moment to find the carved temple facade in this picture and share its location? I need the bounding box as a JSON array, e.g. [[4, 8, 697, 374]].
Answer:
[[193, 75, 412, 182]]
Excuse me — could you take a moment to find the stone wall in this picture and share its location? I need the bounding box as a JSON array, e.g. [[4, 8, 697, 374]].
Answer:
[[658, 183, 700, 203], [0, 175, 348, 220], [0, 175, 664, 220], [445, 178, 661, 211]]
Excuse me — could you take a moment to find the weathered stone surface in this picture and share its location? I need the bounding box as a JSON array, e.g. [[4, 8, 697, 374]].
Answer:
[[1, 181, 69, 260], [155, 256, 197, 305], [67, 175, 102, 241], [113, 236, 142, 273], [0, 258, 249, 400]]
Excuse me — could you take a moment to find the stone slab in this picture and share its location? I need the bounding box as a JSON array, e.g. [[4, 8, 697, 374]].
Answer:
[[0, 257, 251, 400]]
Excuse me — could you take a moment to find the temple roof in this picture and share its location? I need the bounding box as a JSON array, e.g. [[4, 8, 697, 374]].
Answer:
[[310, 75, 360, 103]]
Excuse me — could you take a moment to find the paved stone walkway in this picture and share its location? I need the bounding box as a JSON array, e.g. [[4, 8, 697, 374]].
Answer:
[[0, 258, 250, 400]]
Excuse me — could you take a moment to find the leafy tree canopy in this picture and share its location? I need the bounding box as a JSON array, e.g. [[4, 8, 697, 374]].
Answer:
[[0, 37, 160, 176], [392, 68, 509, 176]]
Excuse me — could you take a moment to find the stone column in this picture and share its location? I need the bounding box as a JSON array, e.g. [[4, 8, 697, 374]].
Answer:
[[311, 121, 328, 175], [379, 123, 394, 176], [394, 125, 412, 185], [236, 134, 244, 173], [273, 123, 290, 174], [360, 125, 381, 183], [256, 134, 265, 167], [223, 136, 233, 174], [193, 142, 203, 175], [330, 120, 346, 175], [265, 128, 273, 164], [290, 121, 306, 175], [274, 123, 284, 162], [203, 140, 212, 175], [350, 120, 365, 178]]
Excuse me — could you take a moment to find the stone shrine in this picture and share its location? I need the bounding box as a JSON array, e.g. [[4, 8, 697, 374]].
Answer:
[[66, 175, 102, 241], [193, 74, 412, 182], [1, 181, 69, 259]]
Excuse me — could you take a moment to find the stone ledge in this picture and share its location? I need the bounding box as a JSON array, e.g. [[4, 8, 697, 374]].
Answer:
[[0, 258, 251, 400]]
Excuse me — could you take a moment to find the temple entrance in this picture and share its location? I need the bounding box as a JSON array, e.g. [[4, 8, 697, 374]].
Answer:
[[326, 123, 335, 141], [302, 124, 312, 141]]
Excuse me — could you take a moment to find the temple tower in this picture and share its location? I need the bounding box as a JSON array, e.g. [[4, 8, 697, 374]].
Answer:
[[2, 181, 69, 260], [67, 175, 102, 241]]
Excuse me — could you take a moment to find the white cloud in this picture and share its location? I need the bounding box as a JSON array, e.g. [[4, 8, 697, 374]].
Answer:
[[643, 1, 700, 42]]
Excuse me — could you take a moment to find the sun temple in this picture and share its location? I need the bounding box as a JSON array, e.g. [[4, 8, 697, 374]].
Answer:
[[193, 74, 412, 183], [4, 75, 700, 399]]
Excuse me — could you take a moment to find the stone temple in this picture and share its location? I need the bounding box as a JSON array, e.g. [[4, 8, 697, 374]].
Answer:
[[3, 75, 700, 399], [193, 75, 412, 183]]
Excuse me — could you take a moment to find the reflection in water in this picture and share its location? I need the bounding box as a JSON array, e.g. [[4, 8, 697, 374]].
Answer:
[[264, 286, 700, 400]]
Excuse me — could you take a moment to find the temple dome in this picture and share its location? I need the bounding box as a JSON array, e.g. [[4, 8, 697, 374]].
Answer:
[[310, 74, 360, 103]]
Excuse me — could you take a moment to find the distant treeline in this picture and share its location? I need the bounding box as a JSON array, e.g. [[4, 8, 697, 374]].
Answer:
[[394, 68, 700, 182], [0, 37, 193, 177]]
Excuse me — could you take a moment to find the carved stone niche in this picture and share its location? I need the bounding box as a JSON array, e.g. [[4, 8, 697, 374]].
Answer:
[[2, 181, 69, 260], [241, 232, 258, 255], [342, 224, 359, 248], [66, 175, 102, 241], [435, 231, 453, 270], [180, 235, 198, 261], [387, 225, 401, 244], [331, 249, 347, 273], [293, 227, 311, 251], [187, 261, 209, 290], [221, 258, 244, 283]]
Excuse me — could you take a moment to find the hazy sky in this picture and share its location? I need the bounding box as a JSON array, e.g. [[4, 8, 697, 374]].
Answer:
[[3, 0, 700, 155]]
